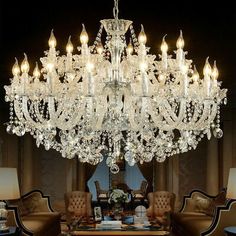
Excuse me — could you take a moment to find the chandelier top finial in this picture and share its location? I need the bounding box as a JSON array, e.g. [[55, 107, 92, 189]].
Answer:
[[113, 0, 119, 20]]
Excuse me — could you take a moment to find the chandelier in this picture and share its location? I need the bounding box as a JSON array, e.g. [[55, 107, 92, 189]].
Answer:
[[4, 0, 227, 173]]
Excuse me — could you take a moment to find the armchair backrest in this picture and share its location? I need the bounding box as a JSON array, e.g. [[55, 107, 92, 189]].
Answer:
[[64, 191, 92, 223], [140, 181, 148, 195], [147, 191, 176, 217], [94, 181, 101, 194]]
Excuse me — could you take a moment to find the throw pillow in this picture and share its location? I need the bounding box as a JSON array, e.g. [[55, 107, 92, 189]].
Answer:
[[195, 196, 212, 214]]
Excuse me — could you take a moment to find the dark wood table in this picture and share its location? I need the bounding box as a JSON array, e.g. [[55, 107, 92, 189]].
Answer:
[[60, 224, 170, 236]]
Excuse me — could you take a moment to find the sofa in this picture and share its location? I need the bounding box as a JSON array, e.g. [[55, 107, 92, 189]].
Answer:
[[6, 190, 61, 236], [171, 189, 236, 236]]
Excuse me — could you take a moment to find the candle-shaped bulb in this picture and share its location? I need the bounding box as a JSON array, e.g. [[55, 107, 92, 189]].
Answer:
[[176, 30, 184, 49], [96, 42, 103, 55], [203, 57, 212, 77], [66, 36, 74, 53], [33, 62, 40, 79], [161, 35, 168, 53], [12, 58, 20, 76], [48, 30, 57, 48], [211, 61, 219, 80], [80, 24, 89, 44], [192, 65, 199, 83], [21, 53, 30, 73], [126, 39, 134, 55], [138, 24, 147, 45]]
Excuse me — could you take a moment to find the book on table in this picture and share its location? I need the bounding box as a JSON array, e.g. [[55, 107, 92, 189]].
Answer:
[[96, 220, 122, 229]]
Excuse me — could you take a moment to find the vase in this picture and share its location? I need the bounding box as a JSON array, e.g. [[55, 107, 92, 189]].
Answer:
[[113, 203, 123, 221]]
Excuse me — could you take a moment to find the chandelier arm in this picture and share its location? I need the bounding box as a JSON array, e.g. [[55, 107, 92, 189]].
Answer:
[[22, 97, 44, 128], [148, 106, 170, 130], [159, 100, 178, 127], [95, 96, 108, 130], [193, 101, 213, 130], [13, 100, 24, 121], [123, 90, 139, 131], [33, 101, 50, 124], [55, 101, 86, 130]]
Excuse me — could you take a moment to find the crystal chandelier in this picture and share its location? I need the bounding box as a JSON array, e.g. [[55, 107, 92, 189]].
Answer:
[[4, 0, 227, 173]]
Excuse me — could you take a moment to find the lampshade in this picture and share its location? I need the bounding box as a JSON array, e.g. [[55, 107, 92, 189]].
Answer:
[[0, 168, 20, 200], [226, 168, 236, 199]]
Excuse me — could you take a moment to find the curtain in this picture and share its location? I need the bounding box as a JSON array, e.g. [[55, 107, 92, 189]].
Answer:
[[84, 163, 98, 192], [137, 160, 154, 194]]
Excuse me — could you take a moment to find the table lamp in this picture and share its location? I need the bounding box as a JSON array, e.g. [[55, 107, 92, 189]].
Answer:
[[226, 168, 236, 200], [0, 168, 20, 232]]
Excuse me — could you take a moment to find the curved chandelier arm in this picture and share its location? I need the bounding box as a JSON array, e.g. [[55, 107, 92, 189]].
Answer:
[[21, 97, 44, 127]]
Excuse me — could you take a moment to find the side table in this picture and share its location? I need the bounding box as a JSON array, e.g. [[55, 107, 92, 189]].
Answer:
[[0, 227, 20, 236], [224, 226, 236, 236]]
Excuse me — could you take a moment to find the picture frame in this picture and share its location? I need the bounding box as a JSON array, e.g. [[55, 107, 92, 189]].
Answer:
[[94, 206, 102, 221]]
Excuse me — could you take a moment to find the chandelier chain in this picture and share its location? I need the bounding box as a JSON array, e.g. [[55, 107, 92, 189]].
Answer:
[[113, 0, 119, 20]]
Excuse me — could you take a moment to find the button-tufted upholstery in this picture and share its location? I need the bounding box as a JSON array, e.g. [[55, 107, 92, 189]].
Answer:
[[146, 191, 176, 228], [64, 191, 92, 225]]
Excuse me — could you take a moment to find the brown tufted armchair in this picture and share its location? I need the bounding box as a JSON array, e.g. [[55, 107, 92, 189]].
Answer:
[[146, 191, 176, 229], [64, 191, 92, 226]]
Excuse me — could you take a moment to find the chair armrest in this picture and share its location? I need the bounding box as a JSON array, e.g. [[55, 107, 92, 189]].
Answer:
[[22, 190, 55, 213], [201, 199, 236, 236], [6, 204, 33, 236], [180, 189, 215, 212]]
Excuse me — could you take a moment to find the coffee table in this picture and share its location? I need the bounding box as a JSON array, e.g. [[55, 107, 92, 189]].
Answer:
[[60, 224, 170, 236]]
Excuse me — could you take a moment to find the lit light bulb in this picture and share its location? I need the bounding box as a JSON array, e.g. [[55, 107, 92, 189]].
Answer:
[[66, 36, 74, 53], [126, 39, 134, 55], [192, 65, 199, 83], [48, 30, 57, 48], [138, 24, 147, 45], [47, 63, 54, 72], [176, 30, 185, 49], [211, 61, 219, 80], [86, 62, 94, 72], [33, 62, 40, 79], [21, 53, 30, 73], [203, 57, 212, 76], [160, 35, 168, 53], [181, 64, 188, 74], [80, 24, 89, 44], [96, 42, 103, 55], [158, 74, 165, 82], [12, 58, 20, 76], [139, 62, 148, 71]]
